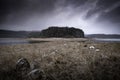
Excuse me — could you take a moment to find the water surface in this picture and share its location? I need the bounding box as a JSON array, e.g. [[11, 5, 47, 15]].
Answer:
[[0, 38, 28, 45], [94, 38, 120, 42], [0, 38, 49, 45], [0, 38, 120, 45]]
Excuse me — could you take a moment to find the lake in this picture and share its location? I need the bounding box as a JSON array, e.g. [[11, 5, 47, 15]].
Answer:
[[94, 38, 120, 42], [0, 38, 50, 45], [0, 38, 29, 45], [0, 38, 120, 45]]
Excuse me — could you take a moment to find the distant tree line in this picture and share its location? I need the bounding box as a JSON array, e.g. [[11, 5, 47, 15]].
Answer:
[[0, 30, 29, 38], [29, 26, 84, 38]]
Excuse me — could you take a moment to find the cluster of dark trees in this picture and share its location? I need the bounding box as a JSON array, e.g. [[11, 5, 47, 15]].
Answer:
[[29, 27, 84, 38]]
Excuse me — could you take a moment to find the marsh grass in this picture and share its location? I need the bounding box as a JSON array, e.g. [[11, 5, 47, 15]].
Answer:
[[0, 38, 120, 80]]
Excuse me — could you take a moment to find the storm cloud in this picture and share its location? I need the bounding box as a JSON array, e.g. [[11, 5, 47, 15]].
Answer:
[[0, 0, 120, 34]]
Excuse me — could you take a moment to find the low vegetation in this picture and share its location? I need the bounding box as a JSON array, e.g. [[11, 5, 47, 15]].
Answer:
[[0, 38, 120, 80]]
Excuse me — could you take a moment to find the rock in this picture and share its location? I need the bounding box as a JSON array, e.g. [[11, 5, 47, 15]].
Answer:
[[27, 69, 46, 80], [95, 49, 100, 52], [89, 46, 95, 49], [16, 58, 30, 78], [16, 58, 46, 80]]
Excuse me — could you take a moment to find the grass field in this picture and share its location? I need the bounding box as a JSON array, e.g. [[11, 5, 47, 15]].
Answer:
[[0, 38, 120, 80]]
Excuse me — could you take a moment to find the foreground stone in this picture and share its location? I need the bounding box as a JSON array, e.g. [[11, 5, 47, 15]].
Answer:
[[16, 58, 46, 80]]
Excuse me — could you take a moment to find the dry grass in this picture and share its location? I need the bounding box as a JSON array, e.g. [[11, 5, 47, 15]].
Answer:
[[0, 38, 120, 80]]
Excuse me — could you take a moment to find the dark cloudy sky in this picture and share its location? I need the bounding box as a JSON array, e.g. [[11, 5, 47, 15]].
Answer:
[[0, 0, 120, 34]]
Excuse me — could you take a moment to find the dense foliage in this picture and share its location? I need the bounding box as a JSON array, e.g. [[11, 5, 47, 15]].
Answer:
[[29, 27, 84, 38]]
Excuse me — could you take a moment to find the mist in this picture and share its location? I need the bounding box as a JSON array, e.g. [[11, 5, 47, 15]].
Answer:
[[0, 0, 120, 34]]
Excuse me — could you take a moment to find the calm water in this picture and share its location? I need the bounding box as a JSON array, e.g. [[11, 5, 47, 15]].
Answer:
[[0, 38, 120, 45], [0, 38, 49, 45], [0, 38, 28, 45], [94, 38, 120, 42]]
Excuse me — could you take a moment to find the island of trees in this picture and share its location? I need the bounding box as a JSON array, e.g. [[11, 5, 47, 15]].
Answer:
[[29, 26, 85, 38]]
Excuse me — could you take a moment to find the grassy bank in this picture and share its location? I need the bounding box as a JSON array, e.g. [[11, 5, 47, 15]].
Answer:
[[0, 38, 120, 80]]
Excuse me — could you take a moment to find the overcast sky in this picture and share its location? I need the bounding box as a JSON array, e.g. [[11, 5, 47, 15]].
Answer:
[[0, 0, 120, 34]]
